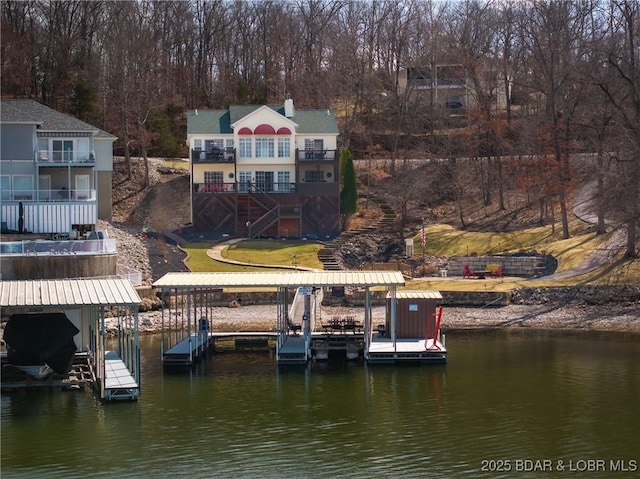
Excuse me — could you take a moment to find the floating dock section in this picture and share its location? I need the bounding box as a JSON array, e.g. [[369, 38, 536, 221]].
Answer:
[[365, 291, 447, 363]]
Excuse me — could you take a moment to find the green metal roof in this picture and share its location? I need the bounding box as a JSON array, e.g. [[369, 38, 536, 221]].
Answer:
[[187, 104, 338, 135]]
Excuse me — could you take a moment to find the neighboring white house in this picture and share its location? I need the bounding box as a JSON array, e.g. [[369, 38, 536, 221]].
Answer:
[[186, 98, 341, 238], [0, 99, 116, 236]]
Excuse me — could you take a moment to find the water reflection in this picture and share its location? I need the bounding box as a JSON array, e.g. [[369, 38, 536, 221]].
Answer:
[[2, 330, 639, 479]]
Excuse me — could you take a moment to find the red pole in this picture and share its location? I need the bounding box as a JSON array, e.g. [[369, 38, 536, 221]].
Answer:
[[427, 307, 443, 350]]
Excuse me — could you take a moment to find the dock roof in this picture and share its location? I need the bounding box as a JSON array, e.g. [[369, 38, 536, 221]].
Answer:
[[393, 290, 443, 299], [153, 271, 405, 289], [0, 278, 141, 307]]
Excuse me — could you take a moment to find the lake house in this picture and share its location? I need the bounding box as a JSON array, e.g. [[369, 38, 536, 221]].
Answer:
[[186, 98, 340, 239], [0, 99, 116, 237]]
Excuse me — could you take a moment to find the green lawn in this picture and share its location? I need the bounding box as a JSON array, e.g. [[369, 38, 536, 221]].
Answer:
[[183, 240, 324, 272], [182, 224, 639, 289]]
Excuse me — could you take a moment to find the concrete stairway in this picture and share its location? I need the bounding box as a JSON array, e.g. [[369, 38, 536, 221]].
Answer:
[[317, 195, 396, 271]]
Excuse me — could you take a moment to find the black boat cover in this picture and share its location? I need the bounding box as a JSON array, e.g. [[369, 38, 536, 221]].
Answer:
[[3, 313, 80, 374]]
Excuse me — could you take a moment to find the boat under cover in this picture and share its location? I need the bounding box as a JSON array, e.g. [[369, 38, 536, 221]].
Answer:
[[3, 313, 79, 376]]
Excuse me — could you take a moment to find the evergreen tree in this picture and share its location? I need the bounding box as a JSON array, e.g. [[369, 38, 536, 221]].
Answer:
[[340, 147, 357, 216]]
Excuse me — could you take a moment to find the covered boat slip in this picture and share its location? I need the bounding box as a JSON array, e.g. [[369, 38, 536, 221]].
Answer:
[[0, 278, 141, 401], [153, 271, 446, 365], [153, 271, 405, 364]]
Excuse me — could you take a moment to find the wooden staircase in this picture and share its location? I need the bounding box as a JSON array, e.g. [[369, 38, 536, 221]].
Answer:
[[247, 183, 280, 239], [317, 194, 396, 271]]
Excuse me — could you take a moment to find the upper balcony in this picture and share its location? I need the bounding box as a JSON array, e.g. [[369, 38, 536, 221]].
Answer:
[[191, 148, 236, 164], [296, 149, 338, 162], [36, 149, 96, 166]]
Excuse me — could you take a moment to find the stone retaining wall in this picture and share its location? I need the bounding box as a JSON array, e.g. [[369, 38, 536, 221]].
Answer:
[[448, 255, 548, 278]]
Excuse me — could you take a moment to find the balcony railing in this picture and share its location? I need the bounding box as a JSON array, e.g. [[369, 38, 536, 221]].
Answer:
[[191, 148, 236, 163], [0, 238, 116, 256], [296, 149, 338, 162], [1, 188, 96, 202], [194, 182, 297, 194], [36, 150, 96, 165]]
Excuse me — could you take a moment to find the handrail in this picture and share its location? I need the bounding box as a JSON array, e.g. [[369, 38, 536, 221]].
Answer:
[[248, 205, 279, 238], [248, 181, 278, 209]]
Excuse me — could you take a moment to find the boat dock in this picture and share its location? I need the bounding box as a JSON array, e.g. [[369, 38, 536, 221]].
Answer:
[[0, 279, 142, 403], [153, 271, 448, 368]]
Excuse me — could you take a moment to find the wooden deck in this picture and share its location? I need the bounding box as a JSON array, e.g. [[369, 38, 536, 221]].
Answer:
[[103, 350, 139, 401], [366, 335, 447, 363]]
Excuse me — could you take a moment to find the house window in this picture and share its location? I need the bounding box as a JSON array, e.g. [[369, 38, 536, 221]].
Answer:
[[304, 170, 324, 182], [13, 175, 34, 200], [239, 138, 252, 158], [304, 139, 324, 159], [238, 171, 251, 192], [445, 95, 464, 109], [204, 171, 224, 185], [205, 139, 224, 151], [39, 175, 51, 200], [277, 171, 291, 192], [255, 171, 274, 192], [194, 139, 203, 151], [255, 138, 274, 158], [278, 138, 290, 158], [53, 140, 73, 162], [0, 175, 9, 201], [75, 175, 90, 200]]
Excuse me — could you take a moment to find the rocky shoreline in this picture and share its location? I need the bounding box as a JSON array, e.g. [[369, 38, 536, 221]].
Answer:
[[113, 301, 640, 336]]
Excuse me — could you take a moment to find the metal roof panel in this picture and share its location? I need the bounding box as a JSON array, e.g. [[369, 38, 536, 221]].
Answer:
[[0, 278, 141, 307], [392, 290, 443, 300], [153, 271, 405, 289]]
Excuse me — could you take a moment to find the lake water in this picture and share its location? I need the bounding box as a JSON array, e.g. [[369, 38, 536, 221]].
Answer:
[[2, 330, 639, 479]]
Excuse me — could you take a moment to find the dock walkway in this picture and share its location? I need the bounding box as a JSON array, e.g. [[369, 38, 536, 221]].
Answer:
[[104, 350, 139, 401]]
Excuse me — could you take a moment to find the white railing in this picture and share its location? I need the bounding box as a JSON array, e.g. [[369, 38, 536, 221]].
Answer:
[[0, 238, 116, 256], [37, 149, 96, 164], [0, 188, 96, 202]]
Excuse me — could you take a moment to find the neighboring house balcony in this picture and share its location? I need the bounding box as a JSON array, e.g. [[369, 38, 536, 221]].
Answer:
[[191, 148, 236, 163], [36, 149, 96, 165], [2, 188, 96, 203], [1, 188, 97, 235], [411, 77, 468, 90]]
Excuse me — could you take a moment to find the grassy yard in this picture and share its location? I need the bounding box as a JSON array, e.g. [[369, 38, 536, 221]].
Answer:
[[182, 224, 639, 290], [222, 240, 324, 269], [183, 240, 324, 272]]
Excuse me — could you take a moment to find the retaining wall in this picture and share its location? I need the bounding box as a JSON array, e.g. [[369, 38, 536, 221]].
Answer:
[[1, 254, 117, 280], [448, 255, 547, 278]]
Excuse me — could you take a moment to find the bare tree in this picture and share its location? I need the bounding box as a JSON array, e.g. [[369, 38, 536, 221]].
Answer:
[[517, 0, 593, 239], [595, 0, 640, 258]]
